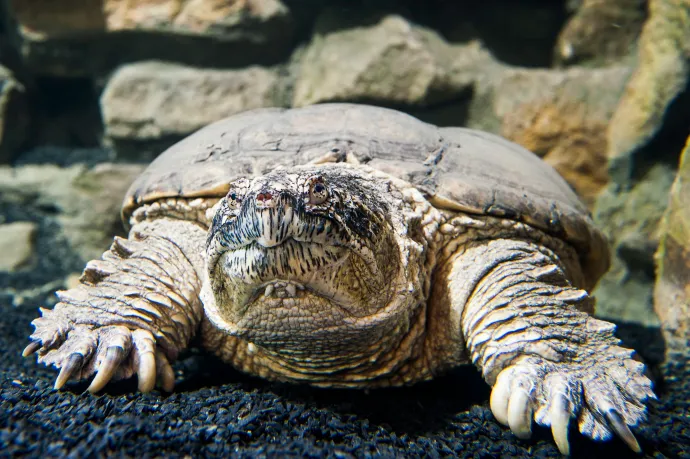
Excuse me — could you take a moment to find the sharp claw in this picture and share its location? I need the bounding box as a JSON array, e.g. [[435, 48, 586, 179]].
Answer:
[[508, 388, 534, 439], [54, 353, 84, 390], [157, 351, 175, 393], [490, 379, 511, 426], [22, 341, 41, 357], [88, 346, 125, 393], [605, 410, 641, 453], [550, 394, 572, 456], [137, 351, 156, 393]]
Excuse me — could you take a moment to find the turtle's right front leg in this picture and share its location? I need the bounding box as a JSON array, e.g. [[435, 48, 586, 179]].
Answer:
[[23, 218, 207, 393], [444, 238, 655, 455]]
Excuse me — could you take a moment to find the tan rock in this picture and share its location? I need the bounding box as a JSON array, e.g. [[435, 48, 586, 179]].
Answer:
[[11, 0, 290, 38], [293, 13, 494, 108], [476, 65, 632, 205], [655, 137, 690, 357], [101, 61, 281, 149], [556, 0, 647, 65], [0, 163, 145, 262], [607, 0, 690, 185], [7, 0, 294, 75], [0, 222, 37, 272]]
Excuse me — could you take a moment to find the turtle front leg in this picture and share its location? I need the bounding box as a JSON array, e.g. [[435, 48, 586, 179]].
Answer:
[[447, 238, 655, 455], [23, 218, 206, 393]]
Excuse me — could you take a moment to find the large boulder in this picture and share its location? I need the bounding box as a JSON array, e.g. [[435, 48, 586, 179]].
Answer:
[[292, 13, 494, 108], [101, 61, 284, 158], [484, 65, 632, 205]]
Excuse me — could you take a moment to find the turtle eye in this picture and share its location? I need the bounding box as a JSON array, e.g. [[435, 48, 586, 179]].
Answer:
[[226, 190, 243, 209], [226, 178, 249, 209], [308, 177, 329, 205]]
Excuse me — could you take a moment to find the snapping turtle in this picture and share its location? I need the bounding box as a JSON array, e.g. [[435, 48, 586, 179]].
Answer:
[[24, 104, 653, 454]]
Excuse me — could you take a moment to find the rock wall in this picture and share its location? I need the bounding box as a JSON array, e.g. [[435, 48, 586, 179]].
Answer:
[[0, 0, 688, 354], [655, 137, 690, 359]]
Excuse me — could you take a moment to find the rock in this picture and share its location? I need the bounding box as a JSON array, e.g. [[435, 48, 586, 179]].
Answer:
[[555, 0, 647, 65], [470, 65, 632, 205], [0, 65, 29, 163], [607, 0, 690, 186], [0, 222, 37, 272], [7, 0, 295, 75], [292, 13, 494, 108], [591, 164, 676, 325], [0, 161, 145, 262], [583, 0, 690, 327], [655, 137, 690, 357], [101, 61, 283, 159]]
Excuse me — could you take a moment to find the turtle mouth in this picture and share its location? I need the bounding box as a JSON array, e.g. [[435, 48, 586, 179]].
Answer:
[[245, 278, 357, 316], [258, 280, 306, 299], [237, 278, 315, 317], [214, 237, 351, 308]]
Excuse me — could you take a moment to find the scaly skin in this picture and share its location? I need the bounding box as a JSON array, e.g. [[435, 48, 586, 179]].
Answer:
[[24, 217, 207, 393], [24, 163, 654, 455], [445, 236, 654, 454]]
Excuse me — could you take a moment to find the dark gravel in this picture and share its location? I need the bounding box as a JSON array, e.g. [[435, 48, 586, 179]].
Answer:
[[1, 298, 689, 458]]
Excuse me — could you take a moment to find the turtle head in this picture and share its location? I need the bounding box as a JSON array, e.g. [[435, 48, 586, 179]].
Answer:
[[202, 163, 428, 370]]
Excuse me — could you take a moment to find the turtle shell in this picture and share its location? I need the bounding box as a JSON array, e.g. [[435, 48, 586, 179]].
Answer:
[[123, 103, 609, 288]]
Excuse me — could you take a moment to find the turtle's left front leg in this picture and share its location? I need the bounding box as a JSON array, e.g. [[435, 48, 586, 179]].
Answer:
[[24, 217, 207, 393], [445, 238, 655, 455]]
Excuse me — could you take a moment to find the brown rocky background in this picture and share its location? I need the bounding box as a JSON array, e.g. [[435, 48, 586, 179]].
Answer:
[[0, 0, 688, 363]]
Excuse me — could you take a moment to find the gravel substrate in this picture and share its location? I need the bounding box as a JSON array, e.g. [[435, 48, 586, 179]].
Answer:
[[1, 297, 688, 458]]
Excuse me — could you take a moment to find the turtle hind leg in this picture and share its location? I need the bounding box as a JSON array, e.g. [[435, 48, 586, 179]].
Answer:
[[446, 238, 655, 454], [24, 218, 206, 393]]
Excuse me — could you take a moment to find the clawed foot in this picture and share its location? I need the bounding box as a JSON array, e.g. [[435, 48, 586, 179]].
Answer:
[[23, 308, 175, 393], [489, 353, 655, 455]]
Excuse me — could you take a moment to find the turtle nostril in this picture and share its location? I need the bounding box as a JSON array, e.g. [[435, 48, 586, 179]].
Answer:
[[256, 191, 274, 203]]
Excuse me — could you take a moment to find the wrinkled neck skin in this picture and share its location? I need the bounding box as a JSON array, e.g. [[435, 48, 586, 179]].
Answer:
[[200, 164, 433, 382]]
